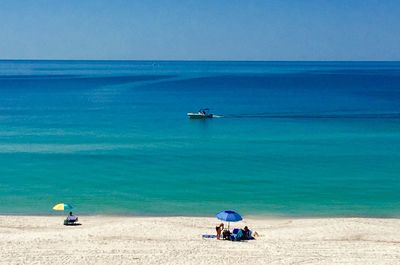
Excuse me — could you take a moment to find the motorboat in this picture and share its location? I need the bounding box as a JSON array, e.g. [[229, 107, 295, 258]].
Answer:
[[187, 108, 213, 119]]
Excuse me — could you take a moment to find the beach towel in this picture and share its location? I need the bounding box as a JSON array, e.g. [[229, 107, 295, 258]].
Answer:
[[202, 234, 217, 239]]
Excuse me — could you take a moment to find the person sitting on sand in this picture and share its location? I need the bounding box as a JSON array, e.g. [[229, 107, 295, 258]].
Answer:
[[215, 223, 224, 240], [66, 212, 78, 222], [243, 226, 252, 240], [242, 226, 259, 239], [222, 229, 231, 240]]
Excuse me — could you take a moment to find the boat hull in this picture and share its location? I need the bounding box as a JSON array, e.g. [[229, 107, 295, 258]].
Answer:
[[187, 113, 213, 119]]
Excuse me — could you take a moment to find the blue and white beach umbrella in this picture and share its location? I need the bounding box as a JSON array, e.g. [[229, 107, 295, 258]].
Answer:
[[216, 210, 242, 229]]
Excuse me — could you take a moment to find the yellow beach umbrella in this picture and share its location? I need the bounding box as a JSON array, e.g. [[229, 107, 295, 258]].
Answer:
[[52, 203, 73, 211]]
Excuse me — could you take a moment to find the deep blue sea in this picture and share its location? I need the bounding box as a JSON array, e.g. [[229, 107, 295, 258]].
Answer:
[[0, 60, 399, 217]]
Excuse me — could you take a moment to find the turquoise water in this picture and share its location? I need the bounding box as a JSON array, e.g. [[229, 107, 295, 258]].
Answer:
[[0, 61, 400, 217]]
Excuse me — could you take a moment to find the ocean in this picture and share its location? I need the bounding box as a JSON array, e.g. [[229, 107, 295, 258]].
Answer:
[[0, 60, 399, 217]]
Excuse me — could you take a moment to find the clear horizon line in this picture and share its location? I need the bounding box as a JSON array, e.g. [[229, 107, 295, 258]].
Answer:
[[1, 59, 400, 63]]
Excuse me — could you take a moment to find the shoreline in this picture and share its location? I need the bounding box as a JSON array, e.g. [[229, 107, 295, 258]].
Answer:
[[1, 215, 399, 264], [1, 212, 400, 219]]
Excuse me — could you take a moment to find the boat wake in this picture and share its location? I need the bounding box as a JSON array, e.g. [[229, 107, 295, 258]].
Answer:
[[218, 112, 400, 119]]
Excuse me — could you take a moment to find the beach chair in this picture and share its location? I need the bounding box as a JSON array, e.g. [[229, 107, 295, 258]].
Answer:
[[64, 215, 79, 225], [230, 228, 243, 241]]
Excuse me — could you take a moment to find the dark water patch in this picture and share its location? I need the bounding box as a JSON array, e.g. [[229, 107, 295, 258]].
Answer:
[[0, 74, 80, 80], [0, 74, 176, 89], [306, 69, 400, 75], [139, 72, 400, 92]]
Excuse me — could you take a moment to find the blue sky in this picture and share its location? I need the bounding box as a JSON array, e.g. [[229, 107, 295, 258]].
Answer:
[[0, 0, 399, 60]]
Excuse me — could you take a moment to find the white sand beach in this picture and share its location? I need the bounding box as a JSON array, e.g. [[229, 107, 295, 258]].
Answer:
[[0, 216, 399, 265]]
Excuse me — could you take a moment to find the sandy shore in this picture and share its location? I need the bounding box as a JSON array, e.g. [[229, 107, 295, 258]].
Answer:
[[0, 216, 399, 265]]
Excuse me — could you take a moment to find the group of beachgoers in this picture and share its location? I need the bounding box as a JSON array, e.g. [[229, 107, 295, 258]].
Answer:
[[65, 212, 256, 241], [215, 223, 256, 241]]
